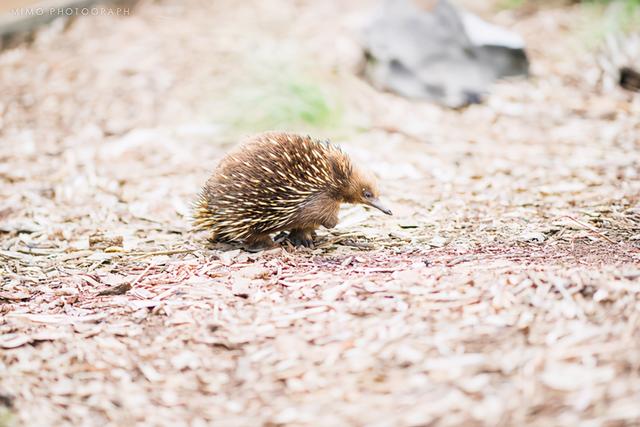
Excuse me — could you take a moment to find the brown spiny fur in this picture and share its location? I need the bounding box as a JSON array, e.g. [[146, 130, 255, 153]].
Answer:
[[194, 132, 390, 250]]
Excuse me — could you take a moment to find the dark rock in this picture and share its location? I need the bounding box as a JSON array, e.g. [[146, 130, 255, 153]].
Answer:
[[362, 0, 529, 108], [620, 67, 640, 92]]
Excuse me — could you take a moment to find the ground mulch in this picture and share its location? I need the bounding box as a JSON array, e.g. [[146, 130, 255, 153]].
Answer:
[[1, 0, 639, 425]]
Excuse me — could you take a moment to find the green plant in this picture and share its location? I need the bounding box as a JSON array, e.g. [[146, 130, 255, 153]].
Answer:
[[227, 70, 345, 132], [498, 0, 526, 10], [577, 0, 640, 48], [0, 408, 14, 427]]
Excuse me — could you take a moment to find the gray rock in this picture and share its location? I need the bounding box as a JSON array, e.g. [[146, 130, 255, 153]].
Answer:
[[362, 0, 529, 108]]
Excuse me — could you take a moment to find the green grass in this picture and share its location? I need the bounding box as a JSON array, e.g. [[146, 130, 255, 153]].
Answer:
[[226, 69, 345, 133], [496, 0, 640, 48], [587, 0, 640, 8], [588, 0, 640, 31], [498, 0, 526, 10], [0, 408, 14, 427], [577, 0, 640, 48], [499, 0, 640, 16]]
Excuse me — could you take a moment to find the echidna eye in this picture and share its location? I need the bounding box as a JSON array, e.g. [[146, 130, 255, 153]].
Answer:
[[363, 190, 373, 199]]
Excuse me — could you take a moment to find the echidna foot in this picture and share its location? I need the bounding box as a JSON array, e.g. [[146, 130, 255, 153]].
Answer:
[[244, 234, 277, 252], [273, 231, 288, 243], [287, 229, 315, 248]]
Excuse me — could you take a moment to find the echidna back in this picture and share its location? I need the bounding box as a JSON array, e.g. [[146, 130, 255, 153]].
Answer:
[[194, 133, 352, 241]]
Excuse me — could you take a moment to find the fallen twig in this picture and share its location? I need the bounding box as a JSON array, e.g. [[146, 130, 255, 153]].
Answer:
[[96, 263, 154, 296], [128, 249, 195, 260], [560, 215, 617, 245]]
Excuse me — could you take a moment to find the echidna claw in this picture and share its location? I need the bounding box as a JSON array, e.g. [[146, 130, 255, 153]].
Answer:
[[273, 231, 289, 243], [287, 230, 315, 249]]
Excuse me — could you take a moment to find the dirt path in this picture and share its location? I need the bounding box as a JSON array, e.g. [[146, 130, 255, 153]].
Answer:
[[1, 1, 639, 425]]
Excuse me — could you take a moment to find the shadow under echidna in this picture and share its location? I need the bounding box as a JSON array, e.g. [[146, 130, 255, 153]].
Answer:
[[193, 132, 392, 252]]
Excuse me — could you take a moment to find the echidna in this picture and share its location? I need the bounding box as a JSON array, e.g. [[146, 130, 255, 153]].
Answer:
[[194, 132, 392, 251]]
